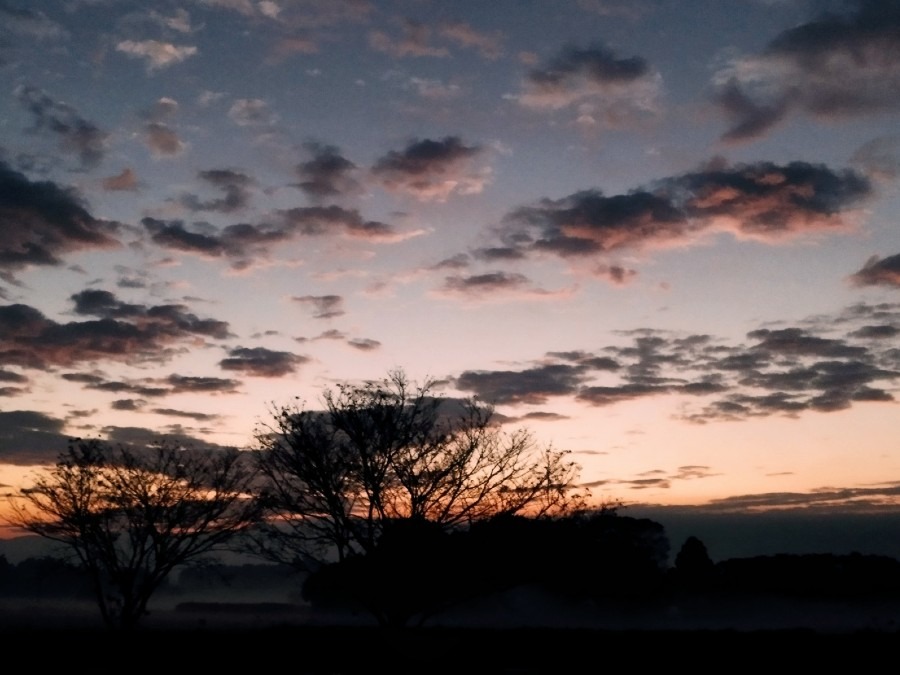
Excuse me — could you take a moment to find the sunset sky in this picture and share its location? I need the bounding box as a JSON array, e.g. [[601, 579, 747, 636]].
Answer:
[[1, 0, 899, 537]]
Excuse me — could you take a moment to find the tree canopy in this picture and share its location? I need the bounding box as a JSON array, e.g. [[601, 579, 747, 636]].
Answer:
[[251, 370, 586, 568], [7, 439, 260, 629]]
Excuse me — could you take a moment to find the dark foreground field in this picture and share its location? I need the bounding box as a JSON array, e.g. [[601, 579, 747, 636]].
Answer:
[[0, 624, 896, 673]]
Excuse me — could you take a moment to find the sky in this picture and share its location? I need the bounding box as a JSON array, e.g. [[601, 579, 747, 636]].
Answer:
[[1, 0, 899, 545]]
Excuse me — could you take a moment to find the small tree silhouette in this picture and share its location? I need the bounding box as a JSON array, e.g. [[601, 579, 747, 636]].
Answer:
[[674, 535, 715, 588], [6, 439, 261, 629]]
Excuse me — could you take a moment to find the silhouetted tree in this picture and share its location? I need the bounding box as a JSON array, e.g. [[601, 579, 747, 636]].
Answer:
[[251, 369, 586, 625], [674, 535, 715, 589], [7, 439, 261, 629], [252, 370, 584, 562]]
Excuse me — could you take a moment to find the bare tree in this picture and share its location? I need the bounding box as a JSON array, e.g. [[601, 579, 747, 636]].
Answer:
[[251, 370, 585, 569], [6, 439, 260, 629]]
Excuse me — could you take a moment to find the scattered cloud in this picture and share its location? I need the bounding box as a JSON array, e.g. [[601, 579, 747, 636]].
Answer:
[[438, 21, 503, 59], [228, 98, 278, 126], [371, 136, 489, 202], [116, 39, 198, 71], [347, 337, 380, 351], [454, 303, 899, 421], [712, 0, 900, 142], [0, 290, 232, 370], [495, 161, 871, 266], [102, 168, 139, 191], [219, 346, 309, 377], [0, 161, 121, 280], [141, 97, 186, 157], [294, 142, 361, 200], [369, 18, 450, 58], [180, 169, 255, 213], [14, 85, 108, 169], [292, 294, 344, 319], [0, 410, 68, 464], [516, 43, 662, 128], [849, 254, 900, 288]]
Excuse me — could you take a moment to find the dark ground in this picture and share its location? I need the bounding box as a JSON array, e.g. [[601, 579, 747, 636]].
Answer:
[[0, 624, 896, 673]]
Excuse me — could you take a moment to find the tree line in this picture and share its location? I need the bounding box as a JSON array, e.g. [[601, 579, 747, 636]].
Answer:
[[4, 370, 589, 629]]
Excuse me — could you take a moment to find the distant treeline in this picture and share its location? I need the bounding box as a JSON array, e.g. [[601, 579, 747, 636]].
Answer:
[[3, 514, 900, 608]]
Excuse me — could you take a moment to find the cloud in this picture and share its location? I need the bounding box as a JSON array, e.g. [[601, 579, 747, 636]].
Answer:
[[142, 217, 291, 270], [347, 337, 380, 351], [849, 254, 900, 288], [102, 168, 139, 191], [711, 0, 900, 142], [151, 408, 220, 422], [456, 364, 592, 405], [14, 85, 108, 169], [228, 98, 278, 126], [371, 136, 489, 202], [451, 303, 899, 422], [218, 346, 309, 377], [436, 272, 530, 300], [180, 169, 255, 213], [496, 161, 871, 264], [164, 374, 242, 394], [851, 135, 900, 180], [369, 19, 449, 58], [0, 161, 121, 279], [278, 206, 402, 241], [0, 410, 69, 464], [62, 371, 241, 398], [516, 43, 662, 127], [0, 4, 67, 41], [0, 291, 232, 370], [294, 142, 361, 200], [438, 21, 503, 59], [143, 205, 407, 271], [138, 97, 186, 157], [116, 39, 198, 71], [292, 294, 344, 319]]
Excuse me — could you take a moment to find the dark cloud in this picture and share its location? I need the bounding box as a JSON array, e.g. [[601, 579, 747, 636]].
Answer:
[[849, 254, 900, 288], [517, 43, 661, 125], [62, 371, 240, 398], [371, 136, 487, 202], [527, 44, 649, 90], [0, 161, 121, 278], [497, 161, 871, 263], [278, 205, 396, 240], [712, 0, 900, 142], [292, 294, 344, 319], [0, 410, 69, 464], [455, 364, 590, 405], [450, 303, 899, 422], [69, 289, 232, 339], [100, 425, 234, 452], [180, 169, 255, 213], [347, 337, 380, 351], [0, 291, 232, 369], [151, 408, 220, 422], [165, 374, 241, 394], [111, 399, 146, 411], [14, 85, 108, 169], [294, 142, 361, 200], [219, 346, 309, 377], [0, 369, 28, 383], [439, 272, 531, 297]]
